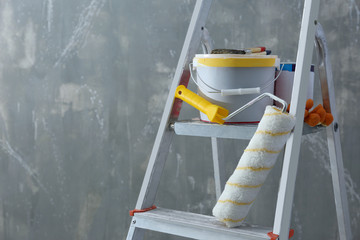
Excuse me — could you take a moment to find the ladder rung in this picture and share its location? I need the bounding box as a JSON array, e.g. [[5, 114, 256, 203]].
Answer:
[[173, 119, 324, 139], [132, 208, 271, 240]]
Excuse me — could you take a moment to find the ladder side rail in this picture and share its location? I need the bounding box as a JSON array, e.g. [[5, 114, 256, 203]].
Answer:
[[127, 223, 145, 240], [315, 24, 352, 240], [273, 0, 320, 239], [127, 1, 213, 239], [134, 0, 213, 210], [211, 137, 226, 199]]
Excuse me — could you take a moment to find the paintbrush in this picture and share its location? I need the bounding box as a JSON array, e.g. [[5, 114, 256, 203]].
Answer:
[[211, 47, 269, 55]]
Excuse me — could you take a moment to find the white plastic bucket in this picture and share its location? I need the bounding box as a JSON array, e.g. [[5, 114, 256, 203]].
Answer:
[[193, 54, 280, 123], [274, 63, 314, 107]]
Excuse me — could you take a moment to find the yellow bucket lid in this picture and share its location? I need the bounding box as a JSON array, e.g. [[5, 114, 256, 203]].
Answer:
[[193, 54, 280, 68]]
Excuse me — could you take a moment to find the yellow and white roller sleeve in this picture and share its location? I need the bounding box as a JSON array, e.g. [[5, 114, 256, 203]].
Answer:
[[212, 106, 295, 227]]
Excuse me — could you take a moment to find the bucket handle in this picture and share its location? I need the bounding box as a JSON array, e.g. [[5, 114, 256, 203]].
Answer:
[[223, 93, 288, 121], [189, 63, 260, 95], [189, 62, 220, 93], [189, 63, 284, 96]]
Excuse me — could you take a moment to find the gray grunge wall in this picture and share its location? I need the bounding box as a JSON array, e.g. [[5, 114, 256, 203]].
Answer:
[[0, 0, 358, 239]]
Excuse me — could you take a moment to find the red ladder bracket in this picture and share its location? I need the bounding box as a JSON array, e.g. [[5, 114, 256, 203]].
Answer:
[[267, 229, 294, 240], [129, 205, 157, 216]]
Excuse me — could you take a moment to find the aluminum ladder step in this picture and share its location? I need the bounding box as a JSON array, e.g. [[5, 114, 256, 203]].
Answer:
[[131, 208, 271, 240], [173, 119, 324, 140]]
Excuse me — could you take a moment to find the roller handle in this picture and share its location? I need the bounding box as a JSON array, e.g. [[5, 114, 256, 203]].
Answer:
[[174, 85, 229, 124], [175, 85, 212, 113]]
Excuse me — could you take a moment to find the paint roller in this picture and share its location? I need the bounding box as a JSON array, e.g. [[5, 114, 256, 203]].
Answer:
[[212, 106, 295, 227]]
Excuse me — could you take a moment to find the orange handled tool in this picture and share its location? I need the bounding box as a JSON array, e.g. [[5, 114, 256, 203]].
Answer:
[[174, 85, 229, 124]]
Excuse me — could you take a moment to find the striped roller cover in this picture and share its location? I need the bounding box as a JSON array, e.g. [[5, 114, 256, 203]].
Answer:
[[212, 106, 295, 227]]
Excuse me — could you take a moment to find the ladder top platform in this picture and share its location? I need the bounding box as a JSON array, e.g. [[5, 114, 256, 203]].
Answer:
[[132, 208, 271, 240], [173, 119, 324, 140]]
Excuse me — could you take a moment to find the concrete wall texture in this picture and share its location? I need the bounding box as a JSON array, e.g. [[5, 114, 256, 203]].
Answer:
[[0, 0, 358, 239]]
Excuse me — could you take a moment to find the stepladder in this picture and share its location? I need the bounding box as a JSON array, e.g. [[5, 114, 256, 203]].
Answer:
[[126, 0, 352, 239]]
